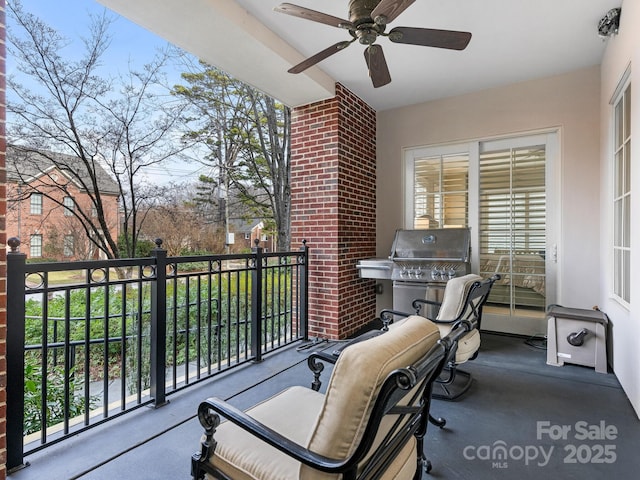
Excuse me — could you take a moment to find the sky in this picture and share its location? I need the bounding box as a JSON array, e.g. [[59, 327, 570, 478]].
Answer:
[[6, 0, 208, 185]]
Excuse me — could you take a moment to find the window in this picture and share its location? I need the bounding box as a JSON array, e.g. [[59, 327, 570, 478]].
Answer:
[[30, 234, 43, 258], [613, 82, 631, 304], [64, 235, 75, 257], [404, 145, 470, 229], [30, 193, 43, 215], [63, 196, 75, 216], [412, 154, 469, 228]]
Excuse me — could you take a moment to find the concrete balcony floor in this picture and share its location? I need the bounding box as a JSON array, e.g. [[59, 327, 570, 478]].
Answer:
[[9, 333, 639, 480]]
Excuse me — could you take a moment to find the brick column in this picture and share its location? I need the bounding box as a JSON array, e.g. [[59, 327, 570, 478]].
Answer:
[[0, 1, 7, 477], [290, 84, 377, 340]]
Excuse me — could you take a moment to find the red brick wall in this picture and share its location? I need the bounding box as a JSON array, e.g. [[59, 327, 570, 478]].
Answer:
[[5, 176, 119, 261], [0, 0, 7, 476], [290, 84, 377, 340]]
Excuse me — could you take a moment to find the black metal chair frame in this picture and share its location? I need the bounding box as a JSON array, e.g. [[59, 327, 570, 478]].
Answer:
[[191, 327, 461, 480], [305, 320, 474, 476], [388, 274, 500, 401]]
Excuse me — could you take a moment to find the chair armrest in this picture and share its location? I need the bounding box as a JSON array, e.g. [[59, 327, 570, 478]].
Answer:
[[194, 396, 352, 473], [441, 319, 474, 345], [308, 350, 338, 364], [307, 328, 386, 391], [411, 298, 442, 314], [307, 351, 336, 391], [379, 308, 413, 325], [437, 319, 475, 363]]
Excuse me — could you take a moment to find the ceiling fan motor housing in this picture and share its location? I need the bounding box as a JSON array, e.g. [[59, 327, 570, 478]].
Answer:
[[349, 0, 385, 44], [349, 0, 381, 23]]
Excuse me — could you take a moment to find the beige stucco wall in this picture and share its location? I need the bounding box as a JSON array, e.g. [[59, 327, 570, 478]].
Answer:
[[599, 0, 640, 417], [377, 65, 601, 310]]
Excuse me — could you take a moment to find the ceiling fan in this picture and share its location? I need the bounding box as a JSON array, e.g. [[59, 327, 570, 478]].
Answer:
[[274, 0, 472, 88]]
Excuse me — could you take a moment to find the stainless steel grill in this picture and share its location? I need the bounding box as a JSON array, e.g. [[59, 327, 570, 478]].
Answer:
[[357, 228, 472, 317]]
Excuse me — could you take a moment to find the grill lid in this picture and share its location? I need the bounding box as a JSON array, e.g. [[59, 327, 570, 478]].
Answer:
[[390, 228, 471, 262]]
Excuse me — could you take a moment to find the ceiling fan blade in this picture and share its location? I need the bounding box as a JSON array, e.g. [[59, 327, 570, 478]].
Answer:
[[288, 41, 353, 74], [364, 44, 391, 88], [389, 27, 472, 50], [274, 3, 353, 29], [371, 0, 415, 25]]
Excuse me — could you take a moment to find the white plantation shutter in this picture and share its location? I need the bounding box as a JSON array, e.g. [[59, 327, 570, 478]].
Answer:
[[413, 153, 469, 229], [479, 145, 546, 311]]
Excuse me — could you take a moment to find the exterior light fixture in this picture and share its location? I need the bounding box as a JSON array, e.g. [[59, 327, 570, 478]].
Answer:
[[598, 8, 621, 38]]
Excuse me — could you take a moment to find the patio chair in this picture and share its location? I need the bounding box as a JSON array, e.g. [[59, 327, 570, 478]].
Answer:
[[314, 274, 499, 403], [191, 314, 457, 479], [401, 273, 500, 401]]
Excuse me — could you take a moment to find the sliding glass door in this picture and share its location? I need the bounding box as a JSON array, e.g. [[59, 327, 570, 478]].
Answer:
[[405, 133, 558, 335], [478, 135, 555, 335]]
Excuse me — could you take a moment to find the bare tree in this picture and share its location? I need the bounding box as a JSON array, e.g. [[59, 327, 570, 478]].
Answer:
[[6, 0, 189, 259], [137, 183, 200, 256]]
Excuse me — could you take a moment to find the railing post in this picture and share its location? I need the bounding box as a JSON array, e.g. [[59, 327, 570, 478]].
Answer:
[[6, 238, 28, 472], [300, 240, 309, 341], [251, 240, 263, 362], [150, 239, 168, 407]]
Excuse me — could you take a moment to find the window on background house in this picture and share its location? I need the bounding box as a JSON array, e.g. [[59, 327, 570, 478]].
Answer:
[[613, 80, 631, 304], [63, 196, 75, 216], [30, 193, 43, 215], [30, 234, 43, 258], [64, 235, 75, 257]]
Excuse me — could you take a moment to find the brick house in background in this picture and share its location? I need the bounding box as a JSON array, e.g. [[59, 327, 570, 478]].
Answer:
[[250, 221, 276, 252], [6, 145, 120, 261]]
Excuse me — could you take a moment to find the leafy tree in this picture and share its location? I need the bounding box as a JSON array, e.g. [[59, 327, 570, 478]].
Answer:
[[173, 65, 251, 250], [6, 0, 189, 260], [237, 91, 291, 251], [172, 63, 292, 250]]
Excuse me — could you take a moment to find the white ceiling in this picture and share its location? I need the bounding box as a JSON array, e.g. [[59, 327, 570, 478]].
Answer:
[[97, 0, 621, 111]]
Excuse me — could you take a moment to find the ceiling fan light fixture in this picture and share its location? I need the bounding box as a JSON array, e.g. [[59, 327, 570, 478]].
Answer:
[[357, 29, 378, 44]]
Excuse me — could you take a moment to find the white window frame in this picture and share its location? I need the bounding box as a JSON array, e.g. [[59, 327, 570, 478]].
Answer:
[[30, 193, 43, 215], [611, 74, 631, 306], [30, 234, 43, 258], [63, 196, 75, 216], [404, 143, 476, 228], [64, 235, 75, 257]]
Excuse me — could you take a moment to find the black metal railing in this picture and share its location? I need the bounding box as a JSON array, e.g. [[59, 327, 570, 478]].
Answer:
[[6, 238, 309, 471]]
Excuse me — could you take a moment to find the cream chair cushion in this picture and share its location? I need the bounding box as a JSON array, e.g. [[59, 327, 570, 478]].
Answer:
[[207, 315, 440, 480], [433, 274, 482, 364], [301, 315, 439, 478], [435, 274, 483, 321]]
